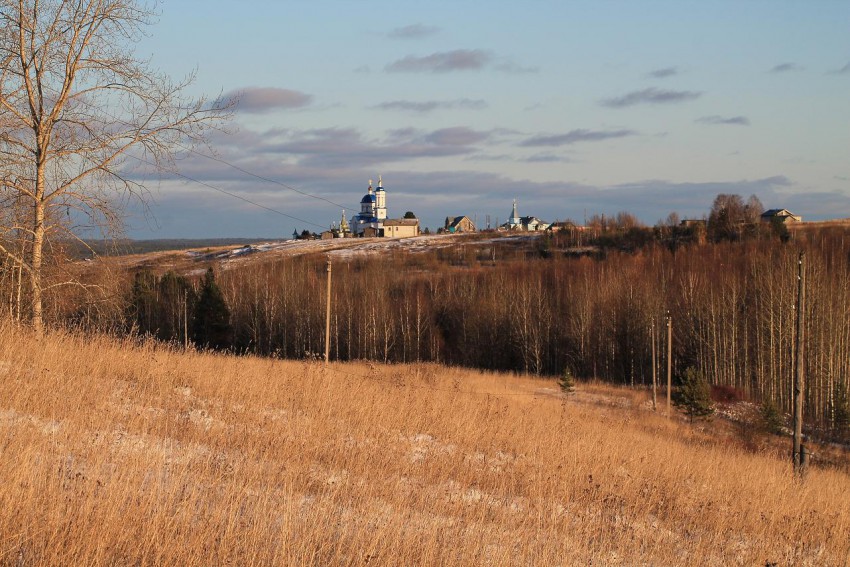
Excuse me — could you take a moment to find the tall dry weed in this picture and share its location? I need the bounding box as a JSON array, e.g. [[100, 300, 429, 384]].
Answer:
[[0, 323, 848, 565]]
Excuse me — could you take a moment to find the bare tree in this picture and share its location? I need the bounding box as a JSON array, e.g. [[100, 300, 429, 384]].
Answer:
[[0, 0, 229, 332]]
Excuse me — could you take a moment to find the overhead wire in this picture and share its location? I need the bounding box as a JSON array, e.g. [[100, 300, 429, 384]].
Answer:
[[128, 153, 329, 230], [48, 86, 361, 224], [173, 141, 355, 212]]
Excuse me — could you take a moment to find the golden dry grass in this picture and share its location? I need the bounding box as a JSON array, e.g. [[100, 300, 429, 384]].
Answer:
[[0, 323, 848, 566]]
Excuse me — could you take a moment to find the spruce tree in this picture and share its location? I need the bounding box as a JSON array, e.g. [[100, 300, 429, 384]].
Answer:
[[192, 268, 232, 350], [760, 399, 784, 435], [558, 367, 576, 394], [674, 367, 715, 421]]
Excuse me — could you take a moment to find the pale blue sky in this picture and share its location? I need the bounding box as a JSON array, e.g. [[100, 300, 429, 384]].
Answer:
[[127, 0, 850, 237]]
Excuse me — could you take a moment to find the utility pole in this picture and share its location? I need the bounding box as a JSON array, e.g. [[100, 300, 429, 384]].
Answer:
[[183, 289, 189, 350], [667, 312, 672, 415], [651, 318, 657, 411], [325, 256, 332, 365], [793, 251, 807, 477]]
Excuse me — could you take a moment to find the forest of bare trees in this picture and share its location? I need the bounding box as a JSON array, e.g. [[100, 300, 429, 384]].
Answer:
[[2, 209, 849, 435]]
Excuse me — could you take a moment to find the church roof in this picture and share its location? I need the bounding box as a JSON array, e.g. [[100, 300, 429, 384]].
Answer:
[[361, 193, 376, 203]]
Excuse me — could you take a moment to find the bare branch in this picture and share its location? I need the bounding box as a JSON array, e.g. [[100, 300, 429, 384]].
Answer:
[[0, 0, 230, 329]]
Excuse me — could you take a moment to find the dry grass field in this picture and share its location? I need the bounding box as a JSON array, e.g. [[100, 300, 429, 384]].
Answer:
[[1, 324, 848, 566]]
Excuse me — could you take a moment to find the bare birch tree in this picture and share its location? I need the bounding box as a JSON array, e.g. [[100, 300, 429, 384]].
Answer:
[[0, 0, 229, 332]]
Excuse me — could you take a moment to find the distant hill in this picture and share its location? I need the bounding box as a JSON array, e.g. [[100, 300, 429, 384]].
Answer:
[[70, 238, 279, 259]]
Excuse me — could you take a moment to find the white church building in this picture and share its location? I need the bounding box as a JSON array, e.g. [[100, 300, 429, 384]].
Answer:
[[501, 199, 549, 231], [350, 176, 388, 235], [349, 175, 419, 238]]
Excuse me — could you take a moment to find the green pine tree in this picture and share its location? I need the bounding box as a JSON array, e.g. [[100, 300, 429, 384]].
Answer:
[[674, 367, 714, 421], [760, 398, 784, 435], [192, 268, 232, 350], [558, 367, 576, 394]]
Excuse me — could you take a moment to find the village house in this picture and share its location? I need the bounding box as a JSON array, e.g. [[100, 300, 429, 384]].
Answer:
[[444, 216, 476, 233], [383, 218, 420, 238], [548, 220, 584, 232], [760, 209, 802, 224]]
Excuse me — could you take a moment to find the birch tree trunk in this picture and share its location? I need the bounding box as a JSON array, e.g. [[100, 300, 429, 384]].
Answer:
[[0, 0, 230, 331]]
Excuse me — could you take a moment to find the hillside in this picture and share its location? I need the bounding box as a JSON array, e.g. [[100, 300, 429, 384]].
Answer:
[[1, 324, 848, 565], [84, 233, 497, 276]]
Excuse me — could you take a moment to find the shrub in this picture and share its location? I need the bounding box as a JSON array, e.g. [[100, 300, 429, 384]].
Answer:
[[710, 384, 746, 404]]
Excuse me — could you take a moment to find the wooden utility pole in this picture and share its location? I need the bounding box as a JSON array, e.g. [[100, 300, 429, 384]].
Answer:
[[183, 289, 189, 349], [667, 313, 672, 415], [793, 251, 807, 477], [324, 256, 332, 365], [651, 319, 657, 411]]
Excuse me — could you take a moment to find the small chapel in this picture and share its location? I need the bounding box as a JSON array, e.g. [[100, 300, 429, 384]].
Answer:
[[501, 199, 549, 232]]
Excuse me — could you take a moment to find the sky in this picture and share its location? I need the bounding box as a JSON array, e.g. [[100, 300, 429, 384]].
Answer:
[[123, 0, 850, 238]]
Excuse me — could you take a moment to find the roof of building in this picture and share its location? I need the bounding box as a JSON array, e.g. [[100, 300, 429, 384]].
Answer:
[[447, 215, 475, 229], [361, 194, 376, 204], [383, 218, 419, 227], [761, 208, 795, 217]]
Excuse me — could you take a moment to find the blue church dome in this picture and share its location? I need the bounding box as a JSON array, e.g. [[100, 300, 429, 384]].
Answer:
[[361, 194, 376, 204]]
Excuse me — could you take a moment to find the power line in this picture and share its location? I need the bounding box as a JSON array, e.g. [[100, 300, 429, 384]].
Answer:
[[49, 86, 360, 216], [175, 142, 356, 212], [129, 154, 329, 231]]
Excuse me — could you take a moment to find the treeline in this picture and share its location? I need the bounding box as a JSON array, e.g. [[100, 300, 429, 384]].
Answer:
[[3, 219, 850, 435], [128, 268, 232, 350], [82, 225, 848, 433]]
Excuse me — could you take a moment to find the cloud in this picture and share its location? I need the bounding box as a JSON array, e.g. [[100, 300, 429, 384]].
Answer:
[[600, 88, 702, 108], [386, 49, 493, 73], [647, 67, 678, 79], [466, 153, 512, 162], [696, 115, 751, 126], [385, 49, 534, 74], [388, 24, 439, 39], [770, 62, 802, 73], [373, 99, 487, 113], [523, 154, 571, 163], [520, 129, 637, 147], [424, 127, 491, 146], [170, 125, 491, 176], [221, 87, 312, 114]]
